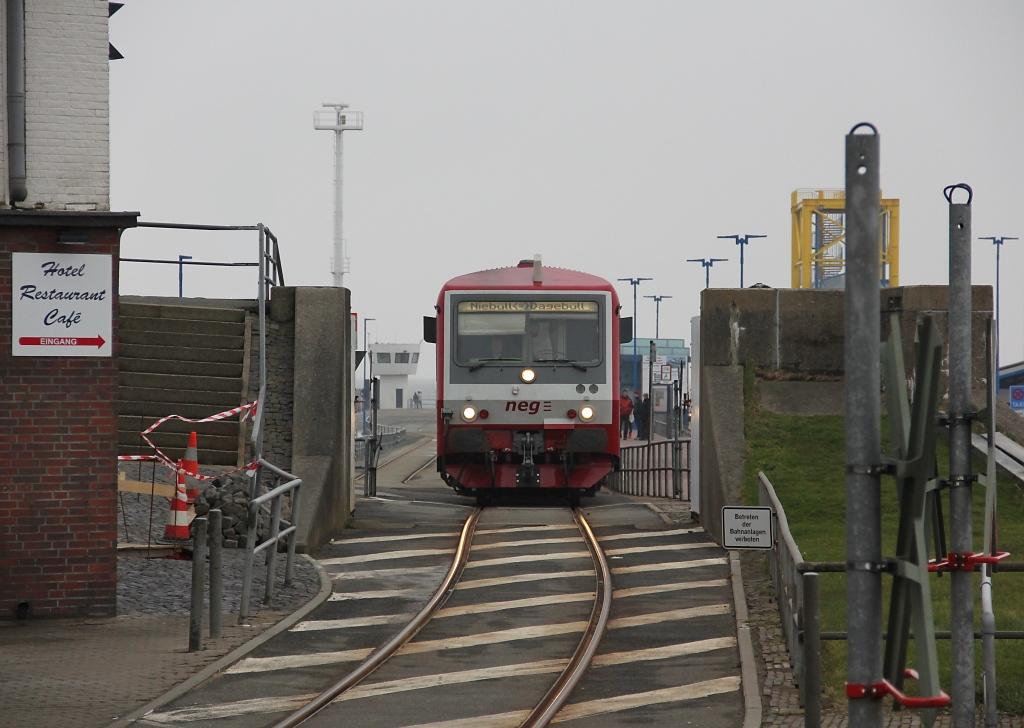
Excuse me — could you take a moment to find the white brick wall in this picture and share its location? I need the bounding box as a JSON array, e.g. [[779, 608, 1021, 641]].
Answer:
[[0, 0, 110, 210]]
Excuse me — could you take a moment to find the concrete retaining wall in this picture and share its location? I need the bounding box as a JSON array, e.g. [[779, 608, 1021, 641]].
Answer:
[[698, 285, 993, 547], [259, 287, 353, 551]]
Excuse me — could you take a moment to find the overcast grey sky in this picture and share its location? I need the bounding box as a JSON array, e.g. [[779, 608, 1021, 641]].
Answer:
[[110, 1, 1024, 372]]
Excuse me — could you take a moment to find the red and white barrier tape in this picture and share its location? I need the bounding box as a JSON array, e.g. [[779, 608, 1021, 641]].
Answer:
[[126, 401, 261, 481]]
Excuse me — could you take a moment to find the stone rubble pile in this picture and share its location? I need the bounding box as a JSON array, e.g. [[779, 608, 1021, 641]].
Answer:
[[193, 473, 268, 546]]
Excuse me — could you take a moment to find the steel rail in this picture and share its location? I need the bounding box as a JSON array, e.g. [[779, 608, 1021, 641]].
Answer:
[[519, 508, 613, 727], [402, 455, 438, 484], [272, 507, 483, 728]]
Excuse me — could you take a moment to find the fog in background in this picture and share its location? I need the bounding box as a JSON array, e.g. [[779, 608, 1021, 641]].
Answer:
[[110, 2, 1024, 379]]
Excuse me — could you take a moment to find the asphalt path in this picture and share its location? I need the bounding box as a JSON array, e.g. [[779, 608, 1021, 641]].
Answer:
[[137, 424, 741, 727]]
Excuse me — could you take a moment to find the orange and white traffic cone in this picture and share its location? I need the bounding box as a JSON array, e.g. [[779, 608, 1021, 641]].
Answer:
[[163, 461, 191, 541], [182, 431, 200, 502]]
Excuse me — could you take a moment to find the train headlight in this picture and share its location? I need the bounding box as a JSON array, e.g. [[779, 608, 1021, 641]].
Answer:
[[520, 368, 536, 383], [579, 405, 595, 421], [461, 405, 477, 422]]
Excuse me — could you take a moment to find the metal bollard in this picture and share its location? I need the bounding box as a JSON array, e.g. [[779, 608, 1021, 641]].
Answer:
[[189, 516, 208, 651], [802, 572, 821, 728], [208, 509, 223, 639]]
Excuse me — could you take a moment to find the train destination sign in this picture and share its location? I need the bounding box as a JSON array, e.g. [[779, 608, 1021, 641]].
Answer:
[[721, 506, 774, 550], [11, 252, 113, 357], [458, 301, 598, 313]]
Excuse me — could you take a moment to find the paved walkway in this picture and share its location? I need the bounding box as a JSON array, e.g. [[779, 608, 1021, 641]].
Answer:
[[0, 611, 286, 728], [0, 549, 325, 728]]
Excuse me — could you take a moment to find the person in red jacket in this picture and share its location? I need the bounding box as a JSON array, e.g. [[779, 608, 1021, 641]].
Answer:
[[619, 390, 634, 440]]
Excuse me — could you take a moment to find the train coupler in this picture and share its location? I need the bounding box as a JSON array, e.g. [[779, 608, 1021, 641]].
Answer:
[[516, 464, 540, 487]]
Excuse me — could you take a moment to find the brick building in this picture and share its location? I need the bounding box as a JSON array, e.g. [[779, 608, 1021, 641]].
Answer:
[[1, 0, 137, 617]]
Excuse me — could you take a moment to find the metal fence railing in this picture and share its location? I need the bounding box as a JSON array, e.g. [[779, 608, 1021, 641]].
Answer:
[[354, 425, 406, 470], [757, 470, 1024, 728], [611, 438, 690, 500], [124, 220, 286, 476], [239, 458, 302, 623]]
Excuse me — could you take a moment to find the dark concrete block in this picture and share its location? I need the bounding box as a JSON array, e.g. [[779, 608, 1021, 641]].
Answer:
[[270, 286, 296, 323], [700, 365, 745, 546], [777, 289, 844, 373]]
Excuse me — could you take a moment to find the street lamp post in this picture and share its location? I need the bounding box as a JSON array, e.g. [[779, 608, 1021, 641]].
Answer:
[[617, 276, 653, 394], [314, 102, 364, 289], [643, 294, 673, 339], [686, 258, 729, 289], [979, 235, 1018, 372], [177, 255, 192, 298], [717, 234, 766, 287], [362, 317, 376, 434]]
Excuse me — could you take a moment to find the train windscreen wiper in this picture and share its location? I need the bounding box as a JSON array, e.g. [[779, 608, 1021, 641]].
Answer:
[[468, 357, 520, 371], [535, 357, 589, 372]]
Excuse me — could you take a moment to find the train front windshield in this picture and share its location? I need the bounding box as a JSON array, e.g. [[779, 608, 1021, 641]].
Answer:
[[455, 301, 601, 367]]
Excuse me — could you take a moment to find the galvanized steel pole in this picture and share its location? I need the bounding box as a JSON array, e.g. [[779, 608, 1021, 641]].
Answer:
[[617, 277, 652, 392], [981, 319, 998, 728], [803, 571, 822, 728], [189, 517, 208, 651], [979, 235, 1017, 372], [333, 125, 345, 288], [946, 182, 975, 727], [843, 122, 882, 728], [208, 509, 223, 639]]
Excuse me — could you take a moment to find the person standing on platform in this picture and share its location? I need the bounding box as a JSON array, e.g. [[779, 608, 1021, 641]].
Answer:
[[619, 390, 634, 440], [636, 393, 651, 440]]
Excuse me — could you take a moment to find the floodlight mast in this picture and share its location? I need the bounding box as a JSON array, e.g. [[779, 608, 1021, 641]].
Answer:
[[718, 234, 766, 287], [643, 294, 673, 338], [314, 102, 364, 289], [617, 276, 653, 393], [979, 235, 1018, 371], [686, 258, 729, 289]]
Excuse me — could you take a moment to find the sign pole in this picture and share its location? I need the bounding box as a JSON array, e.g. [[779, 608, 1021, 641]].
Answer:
[[844, 123, 883, 728]]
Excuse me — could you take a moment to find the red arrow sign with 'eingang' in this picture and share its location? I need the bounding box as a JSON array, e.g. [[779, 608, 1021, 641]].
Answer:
[[18, 334, 106, 348]]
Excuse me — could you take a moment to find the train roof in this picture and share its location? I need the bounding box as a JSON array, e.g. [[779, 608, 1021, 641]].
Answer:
[[440, 259, 618, 294]]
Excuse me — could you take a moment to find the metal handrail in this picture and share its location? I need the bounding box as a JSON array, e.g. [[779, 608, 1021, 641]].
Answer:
[[757, 470, 1024, 727], [611, 437, 690, 500], [239, 458, 302, 623], [126, 220, 283, 467]]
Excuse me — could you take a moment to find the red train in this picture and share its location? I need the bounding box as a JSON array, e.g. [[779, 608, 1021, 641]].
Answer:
[[423, 257, 632, 503]]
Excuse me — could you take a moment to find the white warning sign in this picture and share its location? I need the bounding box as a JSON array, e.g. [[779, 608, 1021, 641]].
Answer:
[[722, 506, 774, 549]]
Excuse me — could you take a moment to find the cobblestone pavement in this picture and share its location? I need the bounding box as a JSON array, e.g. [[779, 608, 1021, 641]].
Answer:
[[0, 461, 325, 728], [740, 552, 1024, 728], [0, 550, 323, 728], [0, 609, 290, 728]]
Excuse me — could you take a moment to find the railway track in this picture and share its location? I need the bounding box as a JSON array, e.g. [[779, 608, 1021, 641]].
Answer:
[[138, 446, 741, 728], [272, 505, 612, 728]]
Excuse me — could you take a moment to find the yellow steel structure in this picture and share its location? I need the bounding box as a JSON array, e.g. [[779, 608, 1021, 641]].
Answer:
[[791, 189, 900, 289]]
